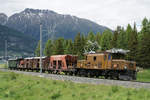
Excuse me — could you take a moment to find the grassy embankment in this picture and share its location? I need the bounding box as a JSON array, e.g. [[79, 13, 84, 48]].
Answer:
[[0, 71, 150, 100], [137, 69, 150, 82], [0, 60, 7, 68], [0, 64, 7, 68]]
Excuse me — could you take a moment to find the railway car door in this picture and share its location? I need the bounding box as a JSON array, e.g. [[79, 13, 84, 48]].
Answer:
[[37, 59, 40, 68], [53, 60, 57, 69], [58, 60, 62, 69], [107, 53, 112, 69]]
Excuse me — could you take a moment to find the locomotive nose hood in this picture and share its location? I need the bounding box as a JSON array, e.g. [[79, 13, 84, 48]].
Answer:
[[112, 59, 136, 70]]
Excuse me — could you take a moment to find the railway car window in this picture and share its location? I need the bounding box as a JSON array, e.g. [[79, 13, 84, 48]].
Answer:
[[87, 62, 90, 67], [93, 56, 96, 61], [104, 55, 106, 61], [129, 63, 134, 67], [108, 54, 111, 60]]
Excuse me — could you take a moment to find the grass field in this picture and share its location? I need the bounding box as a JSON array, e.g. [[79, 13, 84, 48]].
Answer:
[[137, 69, 150, 82], [0, 60, 7, 68], [0, 71, 150, 100]]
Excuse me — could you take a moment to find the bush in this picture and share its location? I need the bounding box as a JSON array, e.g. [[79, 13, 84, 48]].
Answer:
[[51, 91, 61, 100], [10, 72, 19, 80], [111, 86, 119, 93], [52, 80, 57, 85]]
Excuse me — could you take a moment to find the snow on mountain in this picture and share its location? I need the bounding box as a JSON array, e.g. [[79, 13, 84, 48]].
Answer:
[[0, 8, 110, 42], [0, 13, 8, 25]]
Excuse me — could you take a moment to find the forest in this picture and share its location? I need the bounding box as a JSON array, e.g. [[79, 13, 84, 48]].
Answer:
[[35, 18, 150, 68]]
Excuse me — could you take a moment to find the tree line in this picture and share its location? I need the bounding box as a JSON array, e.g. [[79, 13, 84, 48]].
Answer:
[[35, 18, 150, 68]]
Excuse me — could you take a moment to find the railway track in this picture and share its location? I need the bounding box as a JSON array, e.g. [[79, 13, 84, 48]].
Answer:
[[0, 68, 150, 89]]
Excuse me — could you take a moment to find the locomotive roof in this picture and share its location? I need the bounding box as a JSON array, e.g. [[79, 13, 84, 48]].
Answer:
[[8, 59, 18, 61], [112, 59, 136, 63], [86, 53, 105, 56], [51, 55, 77, 57], [8, 58, 23, 61], [85, 52, 110, 56], [106, 48, 130, 54], [24, 56, 47, 59]]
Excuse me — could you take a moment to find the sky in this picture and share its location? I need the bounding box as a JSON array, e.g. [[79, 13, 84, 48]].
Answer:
[[0, 0, 150, 30]]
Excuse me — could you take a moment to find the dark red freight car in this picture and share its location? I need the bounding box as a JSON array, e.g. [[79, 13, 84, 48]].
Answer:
[[48, 55, 77, 74], [17, 56, 50, 71]]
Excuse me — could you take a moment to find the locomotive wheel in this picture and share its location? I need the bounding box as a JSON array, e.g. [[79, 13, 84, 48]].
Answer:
[[104, 75, 108, 79], [69, 72, 73, 76], [87, 72, 91, 78]]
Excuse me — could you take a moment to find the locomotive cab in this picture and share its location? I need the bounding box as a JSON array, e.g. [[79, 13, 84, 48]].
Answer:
[[77, 53, 112, 70], [107, 49, 137, 80], [76, 49, 137, 80]]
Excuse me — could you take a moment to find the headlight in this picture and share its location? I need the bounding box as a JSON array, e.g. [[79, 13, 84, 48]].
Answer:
[[124, 66, 127, 69]]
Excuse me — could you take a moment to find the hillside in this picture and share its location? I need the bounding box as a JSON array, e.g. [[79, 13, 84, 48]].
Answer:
[[0, 24, 36, 56], [0, 8, 110, 42]]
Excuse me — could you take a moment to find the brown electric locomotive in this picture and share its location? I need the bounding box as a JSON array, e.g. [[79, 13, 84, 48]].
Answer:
[[77, 52, 136, 80]]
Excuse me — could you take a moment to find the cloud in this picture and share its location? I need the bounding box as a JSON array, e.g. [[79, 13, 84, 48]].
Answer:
[[0, 0, 150, 30]]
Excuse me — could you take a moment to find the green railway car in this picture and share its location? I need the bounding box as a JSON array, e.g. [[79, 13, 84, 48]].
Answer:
[[8, 58, 22, 69]]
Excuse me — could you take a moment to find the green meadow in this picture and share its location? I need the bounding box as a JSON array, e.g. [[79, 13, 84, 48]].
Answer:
[[137, 69, 150, 82], [0, 71, 150, 100]]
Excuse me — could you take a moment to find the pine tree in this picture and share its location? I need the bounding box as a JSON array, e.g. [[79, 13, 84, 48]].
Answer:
[[81, 34, 87, 52], [95, 32, 101, 45], [111, 26, 121, 48], [138, 18, 150, 68], [126, 24, 133, 49], [64, 39, 73, 54], [73, 32, 82, 55], [100, 29, 113, 50], [53, 38, 65, 55], [117, 27, 127, 49], [44, 39, 53, 56], [128, 23, 138, 61], [87, 31, 95, 42]]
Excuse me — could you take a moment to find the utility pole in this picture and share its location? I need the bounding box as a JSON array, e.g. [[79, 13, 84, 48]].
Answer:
[[40, 24, 42, 74], [5, 40, 7, 60]]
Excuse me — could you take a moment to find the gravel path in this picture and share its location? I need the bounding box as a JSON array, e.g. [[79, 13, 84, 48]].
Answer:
[[0, 68, 150, 89]]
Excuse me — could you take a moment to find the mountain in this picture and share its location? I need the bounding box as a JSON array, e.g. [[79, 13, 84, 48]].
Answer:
[[0, 13, 7, 25], [2, 8, 110, 42], [0, 24, 36, 56]]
